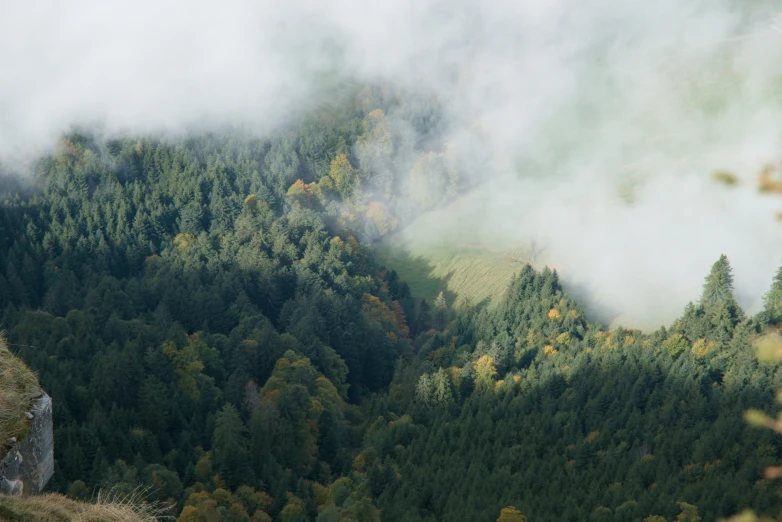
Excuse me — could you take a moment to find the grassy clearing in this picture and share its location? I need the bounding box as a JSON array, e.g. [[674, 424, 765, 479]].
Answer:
[[0, 488, 171, 522], [376, 240, 534, 308], [376, 185, 542, 307], [0, 335, 40, 456]]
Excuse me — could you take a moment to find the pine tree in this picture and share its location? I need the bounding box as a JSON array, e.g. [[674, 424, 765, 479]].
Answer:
[[212, 404, 252, 489], [417, 299, 432, 333], [434, 291, 447, 329], [416, 373, 433, 408], [432, 368, 454, 407], [763, 263, 782, 324], [701, 254, 744, 328], [701, 255, 735, 310]]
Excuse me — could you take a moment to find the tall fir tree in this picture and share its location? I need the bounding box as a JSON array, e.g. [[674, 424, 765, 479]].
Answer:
[[701, 254, 744, 328], [763, 263, 782, 324], [212, 404, 253, 489], [701, 254, 735, 309]]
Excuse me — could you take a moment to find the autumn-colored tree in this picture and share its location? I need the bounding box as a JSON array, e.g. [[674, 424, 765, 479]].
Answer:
[[660, 333, 688, 358], [280, 501, 308, 522], [497, 506, 528, 522], [362, 293, 406, 338], [287, 179, 315, 205], [675, 502, 701, 522], [252, 510, 273, 522], [179, 491, 222, 522], [474, 355, 497, 392], [365, 201, 398, 236], [327, 477, 355, 507], [329, 154, 360, 198], [312, 175, 337, 204], [162, 335, 216, 400], [253, 350, 347, 475], [391, 300, 410, 338], [176, 505, 199, 522]]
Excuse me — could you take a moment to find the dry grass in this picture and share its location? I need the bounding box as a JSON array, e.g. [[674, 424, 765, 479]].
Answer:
[[0, 487, 173, 521], [0, 334, 40, 457]]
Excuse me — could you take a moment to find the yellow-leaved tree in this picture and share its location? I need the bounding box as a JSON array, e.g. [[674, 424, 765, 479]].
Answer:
[[250, 350, 347, 476], [329, 154, 359, 199], [162, 334, 216, 400], [474, 355, 497, 392], [497, 506, 528, 522]]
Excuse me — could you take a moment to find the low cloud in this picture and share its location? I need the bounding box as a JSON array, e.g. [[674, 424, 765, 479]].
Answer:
[[2, 0, 781, 327]]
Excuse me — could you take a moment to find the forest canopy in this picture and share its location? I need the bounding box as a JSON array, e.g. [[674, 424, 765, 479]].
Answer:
[[0, 89, 780, 522]]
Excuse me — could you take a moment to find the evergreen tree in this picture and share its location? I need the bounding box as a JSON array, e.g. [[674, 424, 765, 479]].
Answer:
[[763, 263, 782, 324], [416, 373, 433, 408], [701, 254, 736, 311], [432, 368, 454, 407], [212, 404, 252, 489], [701, 254, 744, 328], [433, 291, 447, 330]]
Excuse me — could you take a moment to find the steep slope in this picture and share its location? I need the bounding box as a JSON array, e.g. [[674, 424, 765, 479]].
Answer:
[[0, 338, 39, 458]]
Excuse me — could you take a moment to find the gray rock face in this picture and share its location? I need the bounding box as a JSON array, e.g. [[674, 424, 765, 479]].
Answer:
[[0, 393, 54, 496]]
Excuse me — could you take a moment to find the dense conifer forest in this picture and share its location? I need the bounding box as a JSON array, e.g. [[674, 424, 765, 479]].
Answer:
[[1, 88, 781, 521]]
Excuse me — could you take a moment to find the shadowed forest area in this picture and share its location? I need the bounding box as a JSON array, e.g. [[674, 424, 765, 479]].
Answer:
[[0, 89, 781, 522]]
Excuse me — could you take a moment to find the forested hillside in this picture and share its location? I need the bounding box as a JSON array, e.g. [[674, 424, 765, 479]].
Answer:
[[0, 88, 781, 521]]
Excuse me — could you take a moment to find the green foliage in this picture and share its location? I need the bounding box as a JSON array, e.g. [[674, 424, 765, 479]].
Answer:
[[763, 265, 782, 324], [701, 255, 742, 320], [661, 333, 689, 358], [676, 501, 701, 522], [212, 405, 252, 489], [0, 109, 422, 518], [360, 259, 782, 521], [1, 96, 781, 522]]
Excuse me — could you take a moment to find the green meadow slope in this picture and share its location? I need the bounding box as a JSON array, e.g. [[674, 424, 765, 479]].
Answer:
[[376, 185, 545, 307]]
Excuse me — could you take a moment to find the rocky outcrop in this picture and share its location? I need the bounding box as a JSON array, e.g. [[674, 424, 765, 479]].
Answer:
[[0, 393, 53, 496]]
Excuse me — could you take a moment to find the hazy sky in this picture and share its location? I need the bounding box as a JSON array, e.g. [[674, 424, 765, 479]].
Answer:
[[2, 0, 782, 327]]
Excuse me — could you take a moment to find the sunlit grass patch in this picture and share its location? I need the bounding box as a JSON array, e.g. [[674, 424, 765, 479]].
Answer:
[[0, 334, 39, 456]]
